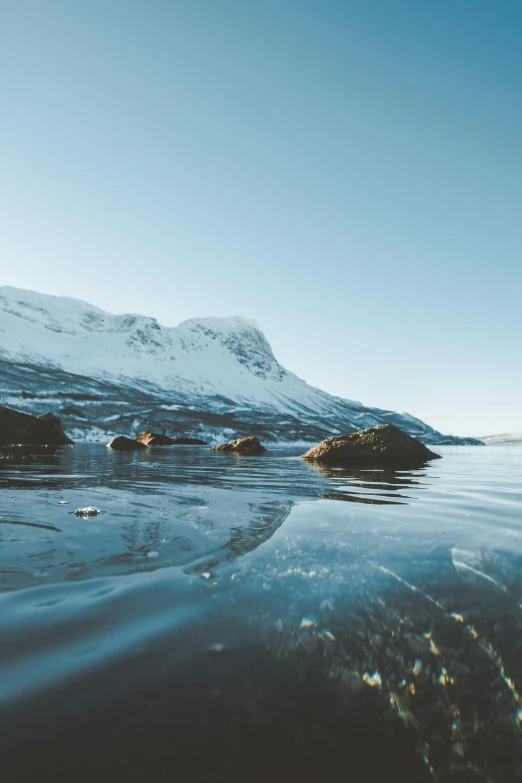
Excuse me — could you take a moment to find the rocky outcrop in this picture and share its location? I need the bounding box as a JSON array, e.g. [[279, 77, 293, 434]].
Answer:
[[0, 405, 73, 446], [170, 437, 208, 445], [211, 436, 266, 455], [302, 424, 440, 468], [477, 431, 522, 446], [135, 432, 176, 446], [107, 435, 147, 450], [134, 432, 208, 446]]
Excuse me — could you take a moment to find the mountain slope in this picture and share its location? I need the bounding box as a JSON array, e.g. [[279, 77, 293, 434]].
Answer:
[[478, 432, 522, 446], [0, 287, 481, 445]]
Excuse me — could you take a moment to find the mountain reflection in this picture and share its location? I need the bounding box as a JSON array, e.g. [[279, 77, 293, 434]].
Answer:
[[120, 498, 292, 575], [0, 444, 435, 590]]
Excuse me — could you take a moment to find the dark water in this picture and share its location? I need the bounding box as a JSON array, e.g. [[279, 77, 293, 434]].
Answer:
[[1, 444, 522, 782]]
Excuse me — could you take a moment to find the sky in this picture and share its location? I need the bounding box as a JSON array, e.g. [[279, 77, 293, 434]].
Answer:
[[0, 0, 521, 437]]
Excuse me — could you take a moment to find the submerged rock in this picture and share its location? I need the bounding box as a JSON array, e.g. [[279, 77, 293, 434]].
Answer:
[[0, 405, 73, 446], [134, 432, 208, 446], [211, 436, 266, 455], [106, 435, 147, 451], [302, 424, 440, 469]]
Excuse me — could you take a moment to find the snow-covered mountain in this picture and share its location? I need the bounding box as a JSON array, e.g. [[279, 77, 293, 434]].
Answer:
[[0, 286, 481, 445], [478, 432, 522, 446]]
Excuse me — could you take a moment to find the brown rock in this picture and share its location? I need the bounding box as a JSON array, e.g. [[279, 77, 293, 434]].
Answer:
[[302, 424, 440, 468], [107, 436, 147, 450], [134, 432, 208, 446], [211, 436, 266, 455], [135, 432, 175, 446], [0, 406, 73, 446], [171, 437, 208, 445]]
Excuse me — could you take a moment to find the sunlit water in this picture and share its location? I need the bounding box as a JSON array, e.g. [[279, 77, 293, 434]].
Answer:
[[1, 444, 522, 782]]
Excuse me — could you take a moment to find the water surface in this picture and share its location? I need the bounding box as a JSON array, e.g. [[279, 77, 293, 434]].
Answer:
[[1, 444, 522, 782]]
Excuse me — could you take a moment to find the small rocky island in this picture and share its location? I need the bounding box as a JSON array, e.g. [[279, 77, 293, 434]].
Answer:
[[211, 436, 266, 455], [106, 435, 147, 450], [107, 432, 209, 449], [0, 405, 73, 446], [134, 432, 208, 446], [302, 423, 440, 469]]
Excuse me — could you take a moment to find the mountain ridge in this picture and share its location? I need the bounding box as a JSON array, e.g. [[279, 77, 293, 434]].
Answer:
[[477, 432, 522, 446], [0, 286, 482, 445]]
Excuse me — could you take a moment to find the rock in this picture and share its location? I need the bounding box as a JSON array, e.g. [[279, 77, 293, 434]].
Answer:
[[134, 432, 208, 446], [0, 405, 73, 446], [211, 436, 266, 455], [171, 437, 208, 445], [106, 435, 147, 450], [302, 424, 440, 469], [134, 432, 175, 446]]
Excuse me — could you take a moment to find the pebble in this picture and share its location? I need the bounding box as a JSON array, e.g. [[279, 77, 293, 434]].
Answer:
[[363, 671, 383, 690]]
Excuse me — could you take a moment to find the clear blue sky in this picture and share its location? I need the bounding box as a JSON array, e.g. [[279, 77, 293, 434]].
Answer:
[[1, 0, 520, 436]]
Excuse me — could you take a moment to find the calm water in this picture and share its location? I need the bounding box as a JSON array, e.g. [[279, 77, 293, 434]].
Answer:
[[1, 444, 522, 782]]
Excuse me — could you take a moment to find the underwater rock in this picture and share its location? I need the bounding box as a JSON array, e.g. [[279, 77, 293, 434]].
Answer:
[[0, 405, 73, 446], [211, 436, 266, 455], [106, 435, 147, 450], [302, 424, 440, 469]]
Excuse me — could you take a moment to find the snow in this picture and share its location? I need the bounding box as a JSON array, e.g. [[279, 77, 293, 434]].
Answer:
[[0, 286, 356, 417], [479, 432, 522, 446], [68, 427, 115, 443], [0, 286, 463, 443]]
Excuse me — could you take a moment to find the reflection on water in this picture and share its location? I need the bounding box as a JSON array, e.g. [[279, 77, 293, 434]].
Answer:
[[1, 444, 522, 782], [307, 463, 428, 504], [0, 445, 435, 590]]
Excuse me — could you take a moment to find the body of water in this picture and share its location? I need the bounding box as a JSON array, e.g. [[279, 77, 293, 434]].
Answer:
[[1, 444, 522, 782]]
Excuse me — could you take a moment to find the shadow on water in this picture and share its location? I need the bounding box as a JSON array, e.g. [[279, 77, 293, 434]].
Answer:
[[1, 445, 522, 781]]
